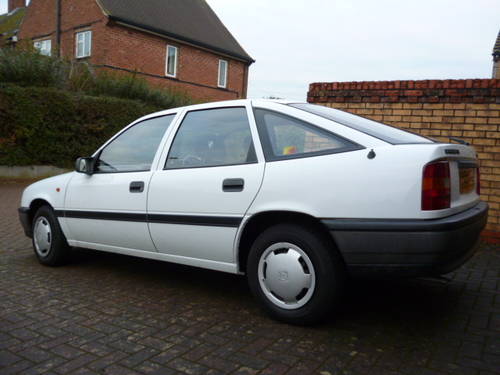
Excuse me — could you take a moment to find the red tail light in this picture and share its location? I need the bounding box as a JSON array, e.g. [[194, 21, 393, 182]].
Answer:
[[476, 167, 480, 195], [422, 161, 450, 210]]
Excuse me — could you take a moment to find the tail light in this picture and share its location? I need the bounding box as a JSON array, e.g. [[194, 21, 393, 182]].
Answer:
[[422, 161, 450, 210], [476, 167, 481, 195]]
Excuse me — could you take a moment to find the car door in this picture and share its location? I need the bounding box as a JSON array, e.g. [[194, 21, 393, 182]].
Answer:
[[148, 104, 265, 267], [63, 114, 176, 251]]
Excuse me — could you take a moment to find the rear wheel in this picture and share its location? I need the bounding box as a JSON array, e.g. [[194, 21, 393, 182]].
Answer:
[[32, 205, 70, 266], [247, 224, 345, 325]]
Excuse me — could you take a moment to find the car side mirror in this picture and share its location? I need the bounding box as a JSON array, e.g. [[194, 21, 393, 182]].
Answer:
[[75, 157, 95, 175]]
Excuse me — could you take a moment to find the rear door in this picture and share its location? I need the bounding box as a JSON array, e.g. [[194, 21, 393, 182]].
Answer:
[[64, 114, 176, 251], [147, 104, 265, 267]]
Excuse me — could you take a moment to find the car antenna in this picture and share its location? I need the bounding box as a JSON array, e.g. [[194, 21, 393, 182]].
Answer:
[[449, 137, 470, 146], [367, 149, 376, 159]]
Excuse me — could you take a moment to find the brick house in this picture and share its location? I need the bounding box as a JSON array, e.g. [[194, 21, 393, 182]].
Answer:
[[0, 0, 26, 47], [17, 0, 254, 101]]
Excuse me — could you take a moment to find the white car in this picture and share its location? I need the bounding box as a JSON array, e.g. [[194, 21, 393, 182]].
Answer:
[[19, 99, 488, 324]]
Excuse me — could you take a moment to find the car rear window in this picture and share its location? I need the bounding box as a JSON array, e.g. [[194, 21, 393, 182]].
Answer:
[[254, 108, 361, 161], [289, 103, 434, 145]]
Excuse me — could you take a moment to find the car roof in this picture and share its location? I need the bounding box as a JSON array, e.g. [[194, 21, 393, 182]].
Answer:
[[136, 99, 304, 123]]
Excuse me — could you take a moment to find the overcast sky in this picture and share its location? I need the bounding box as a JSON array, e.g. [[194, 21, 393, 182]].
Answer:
[[2, 0, 499, 100]]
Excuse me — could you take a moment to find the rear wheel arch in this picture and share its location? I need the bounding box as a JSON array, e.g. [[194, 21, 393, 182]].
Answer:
[[237, 210, 343, 273]]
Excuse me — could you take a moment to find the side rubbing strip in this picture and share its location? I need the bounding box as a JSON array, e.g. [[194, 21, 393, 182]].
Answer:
[[148, 214, 242, 227], [61, 210, 147, 222], [55, 210, 242, 228]]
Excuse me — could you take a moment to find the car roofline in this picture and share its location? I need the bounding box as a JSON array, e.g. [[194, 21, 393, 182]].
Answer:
[[135, 99, 307, 123]]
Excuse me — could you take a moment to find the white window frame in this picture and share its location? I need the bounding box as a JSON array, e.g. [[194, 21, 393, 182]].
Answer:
[[218, 59, 228, 88], [34, 39, 52, 56], [166, 45, 178, 78], [75, 30, 92, 58]]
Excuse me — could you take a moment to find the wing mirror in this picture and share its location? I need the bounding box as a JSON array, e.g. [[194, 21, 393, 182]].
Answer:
[[75, 157, 95, 175]]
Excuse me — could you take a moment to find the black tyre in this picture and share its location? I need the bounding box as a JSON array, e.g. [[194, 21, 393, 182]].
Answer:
[[32, 205, 70, 266], [247, 223, 345, 325]]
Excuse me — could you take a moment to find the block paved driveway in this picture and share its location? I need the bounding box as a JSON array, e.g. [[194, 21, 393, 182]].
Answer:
[[1, 181, 499, 375]]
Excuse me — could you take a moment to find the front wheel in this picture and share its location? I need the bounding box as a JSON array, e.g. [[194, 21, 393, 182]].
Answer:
[[247, 224, 345, 325], [32, 205, 70, 266]]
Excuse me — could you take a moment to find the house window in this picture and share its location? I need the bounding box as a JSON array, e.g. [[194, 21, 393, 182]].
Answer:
[[218, 59, 228, 88], [166, 45, 178, 77], [76, 31, 92, 58], [34, 39, 51, 56]]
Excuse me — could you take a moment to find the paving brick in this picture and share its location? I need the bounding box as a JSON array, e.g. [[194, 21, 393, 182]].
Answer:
[[135, 360, 178, 375], [0, 350, 22, 367], [1, 182, 499, 375], [87, 351, 128, 371], [167, 358, 210, 375], [51, 345, 86, 360]]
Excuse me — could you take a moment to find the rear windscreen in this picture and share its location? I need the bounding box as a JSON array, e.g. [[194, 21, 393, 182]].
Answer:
[[289, 103, 434, 145]]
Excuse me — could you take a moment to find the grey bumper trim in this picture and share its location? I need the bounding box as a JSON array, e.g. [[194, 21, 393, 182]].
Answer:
[[321, 202, 488, 232], [322, 202, 488, 277], [18, 207, 32, 238]]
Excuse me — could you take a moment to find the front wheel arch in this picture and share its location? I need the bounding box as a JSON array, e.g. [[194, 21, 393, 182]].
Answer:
[[26, 199, 53, 232]]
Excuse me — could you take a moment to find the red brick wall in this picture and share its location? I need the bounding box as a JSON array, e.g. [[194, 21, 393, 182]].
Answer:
[[18, 0, 249, 102], [19, 0, 107, 60], [8, 0, 25, 12], [308, 79, 500, 240], [98, 22, 248, 101]]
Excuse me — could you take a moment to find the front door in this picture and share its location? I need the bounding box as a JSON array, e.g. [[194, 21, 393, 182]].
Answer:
[[148, 106, 265, 267], [64, 114, 176, 251]]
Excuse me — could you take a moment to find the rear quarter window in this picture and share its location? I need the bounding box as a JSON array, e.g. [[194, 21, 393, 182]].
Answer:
[[289, 103, 434, 145], [253, 108, 363, 161]]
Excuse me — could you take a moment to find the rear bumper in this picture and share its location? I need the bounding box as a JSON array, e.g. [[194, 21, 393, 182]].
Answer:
[[322, 202, 488, 277], [18, 207, 32, 238]]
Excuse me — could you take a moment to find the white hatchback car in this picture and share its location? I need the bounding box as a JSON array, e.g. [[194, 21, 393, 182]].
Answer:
[[19, 99, 488, 324]]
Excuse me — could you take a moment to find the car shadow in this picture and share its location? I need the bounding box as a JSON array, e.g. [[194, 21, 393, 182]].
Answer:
[[67, 247, 466, 331]]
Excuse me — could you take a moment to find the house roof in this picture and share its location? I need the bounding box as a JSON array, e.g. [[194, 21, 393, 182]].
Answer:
[[493, 30, 500, 58], [0, 7, 25, 42], [97, 0, 254, 64]]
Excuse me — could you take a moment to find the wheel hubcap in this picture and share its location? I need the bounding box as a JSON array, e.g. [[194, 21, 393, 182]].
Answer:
[[258, 242, 316, 310], [33, 217, 52, 257]]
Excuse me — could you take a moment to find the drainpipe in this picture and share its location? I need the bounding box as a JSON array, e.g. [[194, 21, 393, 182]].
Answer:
[[242, 64, 249, 99], [55, 0, 62, 57]]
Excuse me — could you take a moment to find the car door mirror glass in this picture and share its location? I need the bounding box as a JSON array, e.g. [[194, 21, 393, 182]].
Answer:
[[75, 157, 95, 175]]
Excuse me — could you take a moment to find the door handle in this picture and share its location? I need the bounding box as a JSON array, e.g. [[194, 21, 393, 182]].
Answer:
[[130, 181, 145, 193], [223, 178, 244, 192]]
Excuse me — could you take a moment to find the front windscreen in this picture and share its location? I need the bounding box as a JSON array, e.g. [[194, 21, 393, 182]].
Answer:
[[289, 103, 434, 145]]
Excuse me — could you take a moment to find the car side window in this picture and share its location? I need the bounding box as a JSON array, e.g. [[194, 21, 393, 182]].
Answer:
[[165, 107, 257, 169], [96, 115, 175, 173], [254, 109, 361, 161]]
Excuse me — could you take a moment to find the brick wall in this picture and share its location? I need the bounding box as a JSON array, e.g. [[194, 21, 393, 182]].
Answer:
[[98, 22, 247, 102], [308, 79, 500, 240], [8, 0, 25, 12], [18, 0, 249, 102]]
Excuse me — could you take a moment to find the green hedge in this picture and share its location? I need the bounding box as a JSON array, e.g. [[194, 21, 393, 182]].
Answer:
[[0, 85, 162, 168]]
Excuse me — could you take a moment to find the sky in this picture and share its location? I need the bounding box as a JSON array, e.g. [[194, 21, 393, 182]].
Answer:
[[1, 0, 499, 101]]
